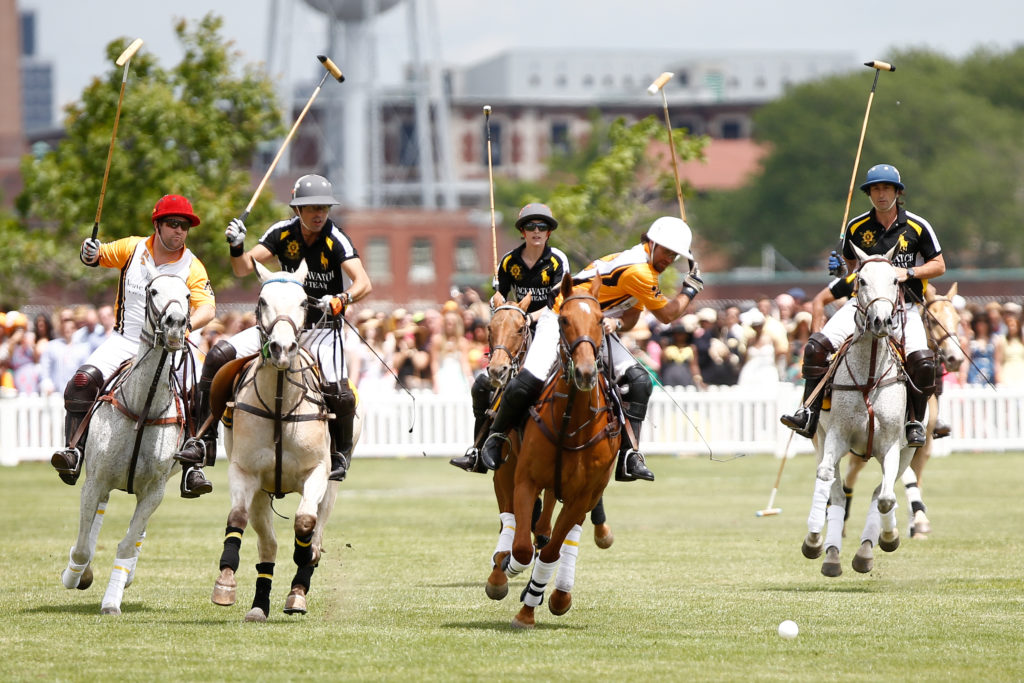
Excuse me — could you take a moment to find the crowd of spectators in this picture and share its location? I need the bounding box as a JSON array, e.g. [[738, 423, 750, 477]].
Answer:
[[2, 286, 1022, 398]]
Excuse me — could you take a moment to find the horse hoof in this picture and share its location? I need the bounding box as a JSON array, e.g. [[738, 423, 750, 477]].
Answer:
[[821, 547, 842, 577], [486, 567, 509, 601], [244, 608, 268, 623], [549, 589, 572, 616], [534, 534, 550, 550], [284, 590, 307, 615], [511, 615, 535, 630], [802, 533, 823, 559], [879, 530, 900, 553], [77, 565, 94, 590], [593, 524, 614, 549], [100, 605, 121, 616], [212, 581, 237, 606], [912, 510, 932, 536], [852, 541, 874, 573]]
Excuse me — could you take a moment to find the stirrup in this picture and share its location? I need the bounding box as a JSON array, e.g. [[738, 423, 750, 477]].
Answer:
[[781, 407, 817, 438], [449, 447, 486, 473], [329, 453, 349, 482], [905, 421, 926, 448], [616, 448, 654, 482], [51, 447, 83, 486], [479, 433, 509, 471], [180, 466, 212, 499]]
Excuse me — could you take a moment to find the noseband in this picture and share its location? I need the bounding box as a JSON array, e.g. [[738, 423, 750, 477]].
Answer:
[[256, 278, 306, 360], [488, 304, 531, 370], [853, 257, 901, 335], [558, 294, 604, 389]]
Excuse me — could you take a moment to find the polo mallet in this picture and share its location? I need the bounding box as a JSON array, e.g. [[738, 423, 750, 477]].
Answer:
[[92, 37, 144, 240], [834, 60, 895, 255], [756, 438, 794, 517], [484, 105, 498, 288], [235, 55, 345, 226], [647, 72, 687, 222]]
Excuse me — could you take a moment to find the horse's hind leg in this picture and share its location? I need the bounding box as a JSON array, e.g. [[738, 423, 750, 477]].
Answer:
[[486, 511, 516, 601], [853, 496, 880, 573], [902, 467, 930, 538], [591, 496, 613, 549]]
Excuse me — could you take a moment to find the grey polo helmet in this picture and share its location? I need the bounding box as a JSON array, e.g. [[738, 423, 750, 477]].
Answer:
[[515, 203, 558, 230], [290, 174, 339, 207]]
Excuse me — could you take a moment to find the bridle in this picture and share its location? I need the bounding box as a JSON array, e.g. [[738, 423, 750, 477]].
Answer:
[[558, 293, 604, 392], [852, 257, 902, 338], [923, 296, 961, 351], [488, 303, 531, 374], [139, 273, 190, 350], [255, 277, 305, 361]]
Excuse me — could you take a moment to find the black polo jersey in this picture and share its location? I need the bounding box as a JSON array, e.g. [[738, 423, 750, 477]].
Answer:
[[841, 206, 941, 301], [827, 273, 856, 300], [496, 243, 570, 314], [258, 216, 359, 327]]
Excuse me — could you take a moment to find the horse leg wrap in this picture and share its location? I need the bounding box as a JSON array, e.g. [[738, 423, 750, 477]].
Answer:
[[101, 556, 138, 612], [521, 558, 558, 607], [293, 531, 314, 567], [492, 512, 516, 564], [252, 562, 275, 615], [219, 526, 244, 572], [824, 505, 845, 552], [62, 546, 91, 589], [292, 564, 315, 593], [807, 477, 831, 533], [590, 497, 607, 526], [554, 524, 582, 593], [505, 550, 532, 579], [879, 501, 898, 534], [843, 486, 853, 522], [860, 498, 881, 546]]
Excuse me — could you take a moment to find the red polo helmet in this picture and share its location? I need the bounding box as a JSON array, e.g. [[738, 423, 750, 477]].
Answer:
[[152, 194, 201, 227]]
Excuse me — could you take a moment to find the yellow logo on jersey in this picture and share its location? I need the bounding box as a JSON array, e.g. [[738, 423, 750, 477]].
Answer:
[[860, 230, 877, 247], [541, 269, 550, 284], [286, 240, 301, 258], [320, 252, 329, 270], [898, 234, 909, 251], [510, 264, 522, 280]]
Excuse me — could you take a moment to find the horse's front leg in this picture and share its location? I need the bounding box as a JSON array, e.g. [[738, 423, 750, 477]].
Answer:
[[285, 470, 334, 617], [212, 461, 259, 608], [512, 501, 587, 629], [487, 457, 517, 601], [100, 484, 165, 615], [62, 477, 110, 591], [804, 437, 839, 560], [506, 475, 539, 581], [245, 491, 276, 622]]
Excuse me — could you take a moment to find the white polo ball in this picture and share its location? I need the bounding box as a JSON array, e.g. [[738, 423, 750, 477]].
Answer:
[[778, 619, 799, 639]]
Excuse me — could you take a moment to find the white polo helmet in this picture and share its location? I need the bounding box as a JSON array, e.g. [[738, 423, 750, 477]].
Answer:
[[645, 216, 693, 261]]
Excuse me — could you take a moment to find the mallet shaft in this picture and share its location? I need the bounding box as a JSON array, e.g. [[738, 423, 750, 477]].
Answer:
[[484, 105, 498, 285]]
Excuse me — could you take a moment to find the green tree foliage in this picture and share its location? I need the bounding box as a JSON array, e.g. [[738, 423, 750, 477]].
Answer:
[[690, 48, 1024, 269], [15, 14, 284, 302], [495, 113, 706, 271]]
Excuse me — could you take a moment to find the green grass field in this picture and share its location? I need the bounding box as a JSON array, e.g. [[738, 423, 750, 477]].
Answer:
[[2, 452, 1023, 682]]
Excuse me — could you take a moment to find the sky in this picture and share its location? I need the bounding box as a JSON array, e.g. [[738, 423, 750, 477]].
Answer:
[[20, 0, 1023, 124]]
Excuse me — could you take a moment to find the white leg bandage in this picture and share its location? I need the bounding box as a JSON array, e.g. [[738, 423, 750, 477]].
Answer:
[[62, 547, 90, 589], [825, 504, 845, 552], [523, 558, 558, 607], [506, 550, 532, 579], [101, 556, 139, 612], [88, 502, 107, 551], [554, 524, 582, 593], [491, 512, 516, 566], [807, 477, 831, 533], [880, 500, 898, 533], [861, 497, 881, 546]]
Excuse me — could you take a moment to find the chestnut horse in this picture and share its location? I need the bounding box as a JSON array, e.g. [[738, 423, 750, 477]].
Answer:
[[494, 274, 621, 629]]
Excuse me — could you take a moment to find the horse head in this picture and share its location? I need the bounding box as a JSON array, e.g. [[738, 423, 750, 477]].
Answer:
[[852, 245, 899, 339], [141, 262, 191, 352], [487, 292, 532, 389], [254, 259, 309, 371], [558, 274, 603, 392], [925, 282, 964, 371]]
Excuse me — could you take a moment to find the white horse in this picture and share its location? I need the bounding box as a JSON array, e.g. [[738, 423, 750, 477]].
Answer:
[[803, 246, 918, 576], [211, 260, 361, 622], [60, 268, 193, 615]]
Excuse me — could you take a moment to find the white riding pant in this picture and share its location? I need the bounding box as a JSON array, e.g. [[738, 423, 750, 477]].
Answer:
[[522, 309, 637, 381], [821, 299, 927, 355], [85, 331, 201, 390], [227, 326, 345, 384]]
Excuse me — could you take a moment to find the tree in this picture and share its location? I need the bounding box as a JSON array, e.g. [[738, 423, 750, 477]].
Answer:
[[689, 48, 1024, 269], [14, 14, 284, 302]]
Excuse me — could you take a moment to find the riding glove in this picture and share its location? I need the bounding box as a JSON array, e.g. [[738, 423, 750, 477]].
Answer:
[[682, 264, 704, 300], [318, 294, 346, 317], [80, 238, 101, 265]]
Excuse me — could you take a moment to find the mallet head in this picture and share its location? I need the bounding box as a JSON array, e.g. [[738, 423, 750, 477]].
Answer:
[[864, 60, 895, 72], [647, 71, 674, 95], [483, 105, 492, 117], [116, 38, 144, 67], [317, 55, 345, 82]]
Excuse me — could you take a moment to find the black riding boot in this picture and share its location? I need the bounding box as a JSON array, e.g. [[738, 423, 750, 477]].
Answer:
[[615, 418, 654, 482], [176, 341, 235, 498], [781, 333, 833, 438], [478, 371, 545, 471], [51, 365, 103, 486], [614, 365, 655, 482], [323, 381, 356, 482], [451, 373, 492, 473], [905, 349, 937, 448]]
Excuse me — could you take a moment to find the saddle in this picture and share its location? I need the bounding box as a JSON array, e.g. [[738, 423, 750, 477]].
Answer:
[[211, 353, 259, 428], [816, 335, 907, 412]]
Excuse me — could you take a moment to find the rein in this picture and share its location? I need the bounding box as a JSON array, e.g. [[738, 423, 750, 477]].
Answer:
[[488, 303, 532, 373]]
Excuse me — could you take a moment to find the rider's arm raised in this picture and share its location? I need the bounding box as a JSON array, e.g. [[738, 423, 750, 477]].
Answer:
[[230, 243, 276, 278]]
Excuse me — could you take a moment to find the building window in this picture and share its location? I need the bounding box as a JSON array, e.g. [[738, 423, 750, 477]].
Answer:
[[721, 120, 742, 139], [484, 121, 502, 167], [409, 238, 435, 283], [365, 237, 392, 284], [455, 238, 476, 274], [582, 74, 594, 87], [551, 121, 570, 156], [676, 71, 689, 87], [555, 74, 567, 87], [400, 121, 418, 167]]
